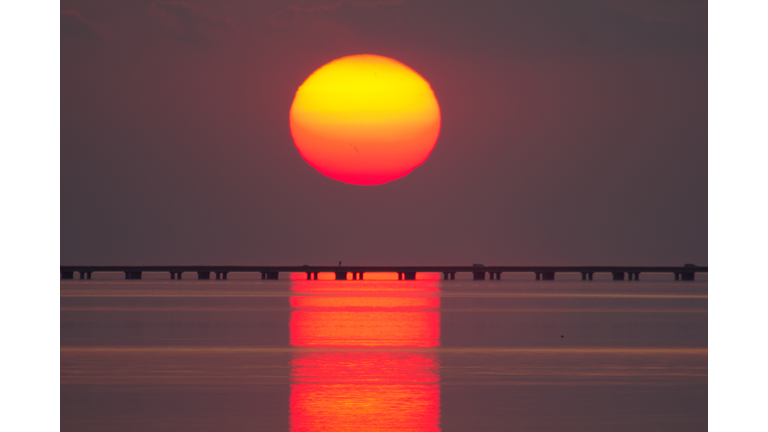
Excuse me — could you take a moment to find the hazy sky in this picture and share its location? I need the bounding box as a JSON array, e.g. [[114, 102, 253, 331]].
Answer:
[[60, 0, 707, 266]]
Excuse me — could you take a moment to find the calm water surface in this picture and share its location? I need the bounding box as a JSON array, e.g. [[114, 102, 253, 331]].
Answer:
[[61, 274, 707, 431]]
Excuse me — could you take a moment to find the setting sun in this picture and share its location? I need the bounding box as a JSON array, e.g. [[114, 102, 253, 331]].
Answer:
[[289, 55, 441, 185]]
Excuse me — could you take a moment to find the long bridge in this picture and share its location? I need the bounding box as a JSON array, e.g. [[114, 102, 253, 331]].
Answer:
[[60, 265, 706, 281]]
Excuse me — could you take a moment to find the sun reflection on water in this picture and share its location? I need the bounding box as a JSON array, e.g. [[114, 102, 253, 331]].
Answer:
[[290, 279, 441, 431]]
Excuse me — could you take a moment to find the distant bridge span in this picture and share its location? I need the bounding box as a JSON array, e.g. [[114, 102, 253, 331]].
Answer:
[[60, 265, 707, 281]]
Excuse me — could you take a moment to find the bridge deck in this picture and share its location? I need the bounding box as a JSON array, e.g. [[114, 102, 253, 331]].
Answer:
[[60, 265, 706, 281]]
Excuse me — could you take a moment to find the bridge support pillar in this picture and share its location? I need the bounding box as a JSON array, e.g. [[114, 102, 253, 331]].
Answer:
[[198, 271, 210, 280], [535, 272, 540, 280], [266, 272, 279, 280], [612, 272, 625, 281], [404, 272, 416, 280], [398, 272, 403, 280], [473, 271, 485, 280], [306, 272, 312, 280], [443, 272, 450, 280], [581, 272, 587, 281], [681, 272, 695, 281], [215, 272, 221, 280], [124, 271, 142, 280], [170, 272, 175, 280], [674, 273, 679, 281], [79, 271, 85, 279], [542, 272, 555, 280], [87, 272, 92, 279], [589, 272, 594, 280], [313, 272, 318, 280], [335, 272, 347, 281], [61, 271, 74, 280]]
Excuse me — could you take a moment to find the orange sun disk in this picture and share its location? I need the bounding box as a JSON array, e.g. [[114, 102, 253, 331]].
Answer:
[[289, 55, 441, 185]]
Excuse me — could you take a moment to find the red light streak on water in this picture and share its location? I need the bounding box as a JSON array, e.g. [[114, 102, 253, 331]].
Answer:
[[290, 280, 441, 431]]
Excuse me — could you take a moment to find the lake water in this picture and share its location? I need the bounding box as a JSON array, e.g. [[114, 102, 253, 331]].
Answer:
[[61, 273, 707, 431]]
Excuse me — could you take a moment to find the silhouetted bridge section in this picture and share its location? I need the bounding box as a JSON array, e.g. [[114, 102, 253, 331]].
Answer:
[[60, 265, 706, 281]]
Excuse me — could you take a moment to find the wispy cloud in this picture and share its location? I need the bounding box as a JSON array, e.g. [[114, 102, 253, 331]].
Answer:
[[61, 10, 107, 39], [149, 1, 234, 45], [272, 0, 403, 21], [269, 0, 403, 49], [598, 0, 707, 33]]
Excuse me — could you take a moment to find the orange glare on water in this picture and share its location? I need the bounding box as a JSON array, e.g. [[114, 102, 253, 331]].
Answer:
[[290, 272, 441, 281], [289, 55, 441, 185]]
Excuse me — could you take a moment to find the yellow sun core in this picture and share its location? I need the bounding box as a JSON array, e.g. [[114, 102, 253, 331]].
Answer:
[[289, 55, 441, 185]]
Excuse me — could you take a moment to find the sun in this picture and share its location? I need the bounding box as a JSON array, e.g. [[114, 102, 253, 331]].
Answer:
[[289, 55, 441, 185]]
